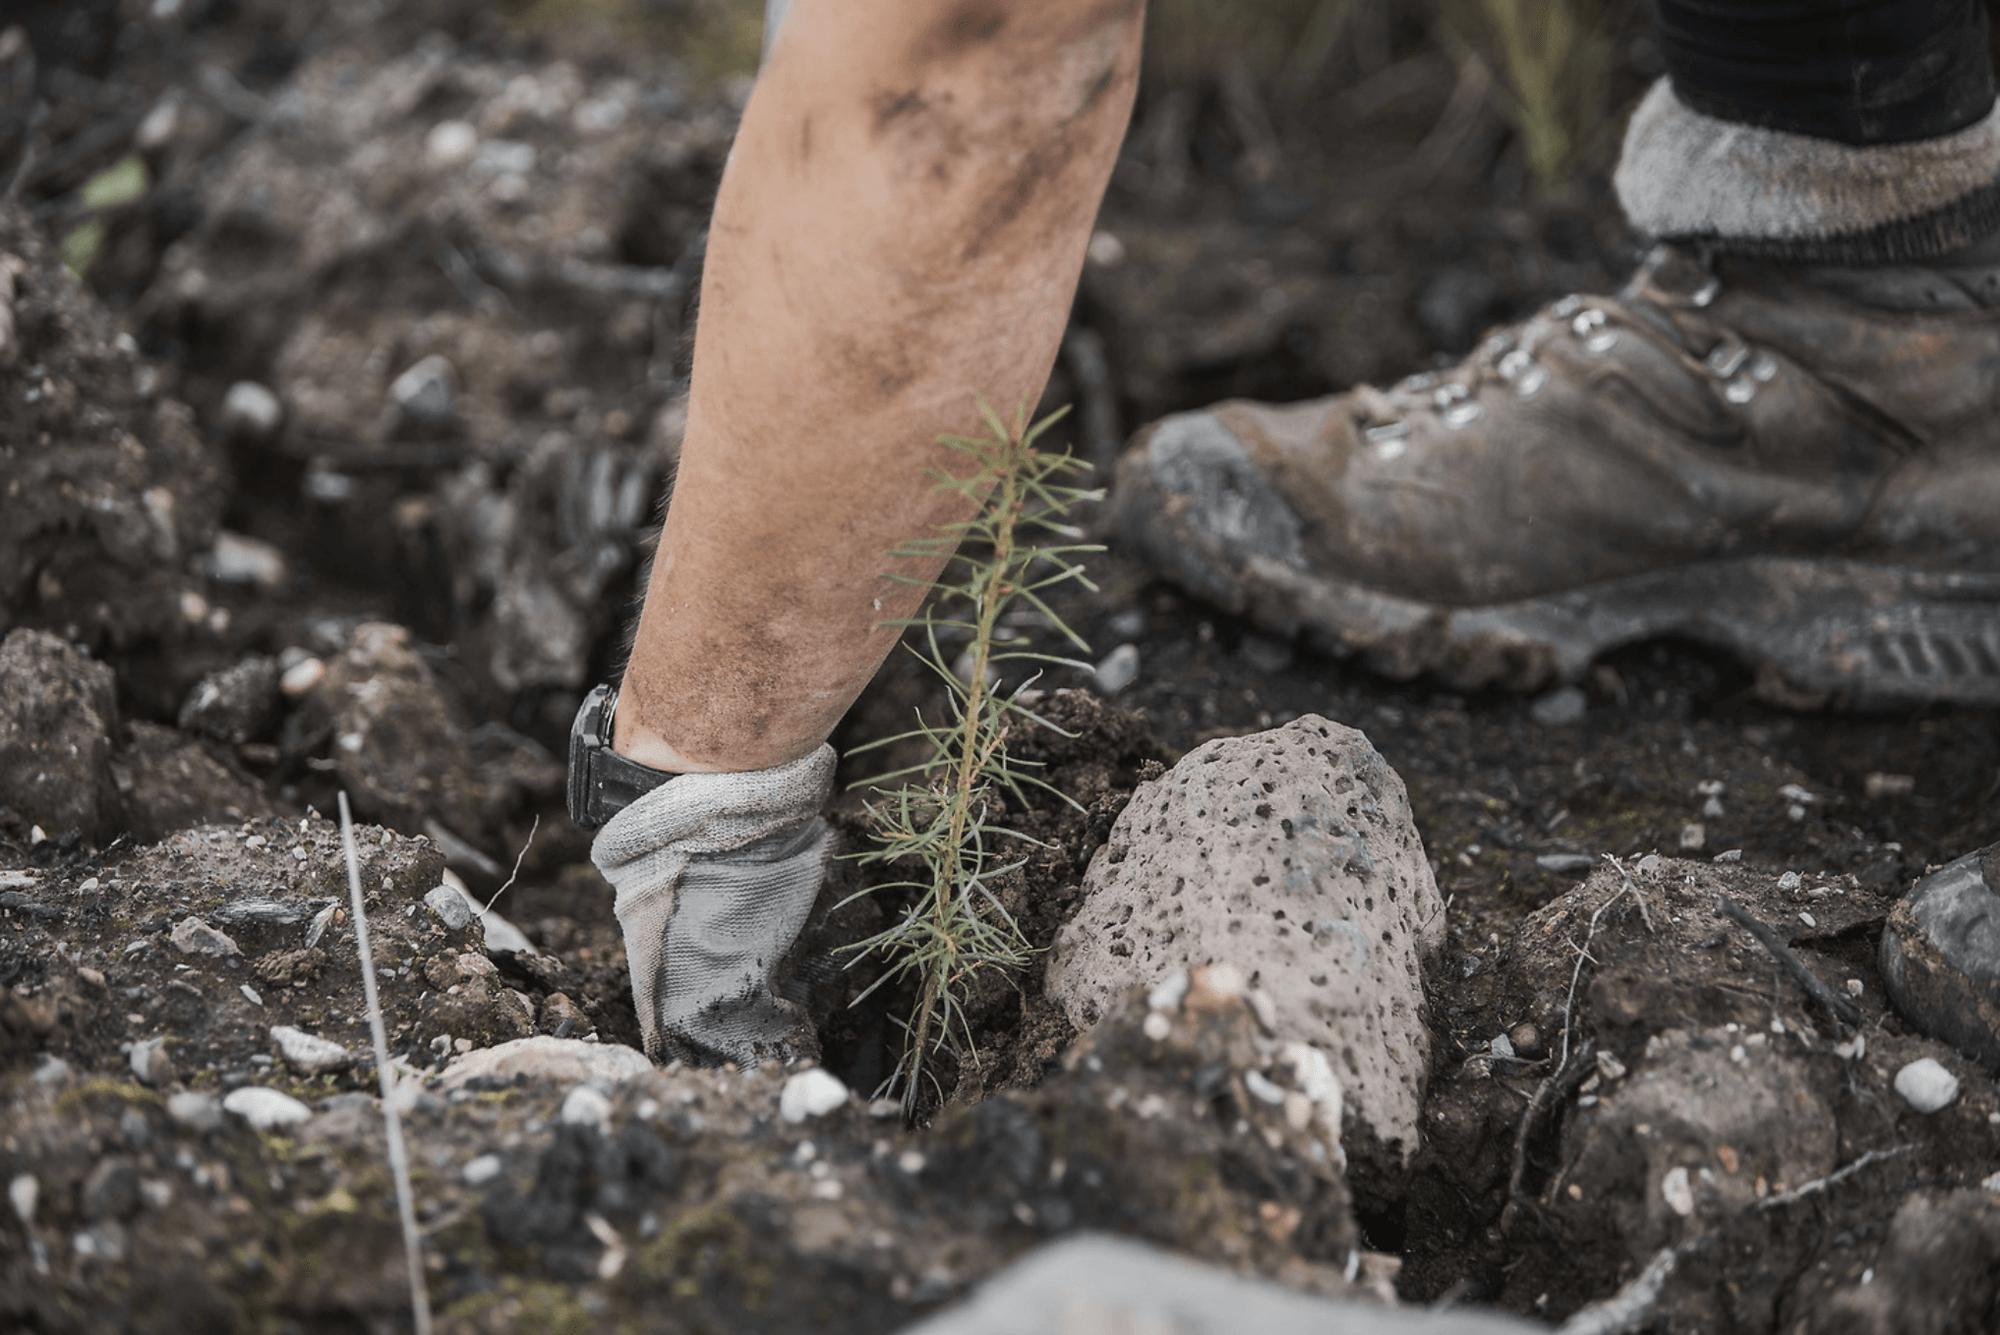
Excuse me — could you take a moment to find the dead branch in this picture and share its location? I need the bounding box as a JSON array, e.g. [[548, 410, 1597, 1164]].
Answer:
[[1715, 897, 1861, 1029]]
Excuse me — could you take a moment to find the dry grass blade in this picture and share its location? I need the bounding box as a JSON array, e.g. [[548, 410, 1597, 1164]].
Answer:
[[337, 791, 434, 1335]]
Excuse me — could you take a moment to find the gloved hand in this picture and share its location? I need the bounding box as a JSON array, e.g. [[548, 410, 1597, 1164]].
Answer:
[[590, 745, 836, 1067]]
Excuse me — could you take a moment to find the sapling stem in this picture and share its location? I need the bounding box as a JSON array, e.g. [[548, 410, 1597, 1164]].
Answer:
[[337, 792, 434, 1335], [843, 401, 1101, 1118]]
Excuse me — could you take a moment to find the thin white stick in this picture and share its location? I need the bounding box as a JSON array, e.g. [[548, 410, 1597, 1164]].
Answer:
[[482, 813, 539, 915], [338, 792, 434, 1335]]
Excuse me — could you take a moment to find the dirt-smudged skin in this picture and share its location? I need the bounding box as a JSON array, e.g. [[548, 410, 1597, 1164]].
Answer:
[[618, 0, 1146, 773]]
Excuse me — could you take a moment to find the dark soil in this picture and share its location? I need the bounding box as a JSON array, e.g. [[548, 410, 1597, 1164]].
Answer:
[[4, 1, 1999, 1331]]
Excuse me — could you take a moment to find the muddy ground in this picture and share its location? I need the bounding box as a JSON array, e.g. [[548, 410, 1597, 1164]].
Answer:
[[3, 1, 2000, 1331]]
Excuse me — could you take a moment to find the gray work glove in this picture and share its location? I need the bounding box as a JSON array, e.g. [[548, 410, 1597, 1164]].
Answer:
[[590, 745, 835, 1067]]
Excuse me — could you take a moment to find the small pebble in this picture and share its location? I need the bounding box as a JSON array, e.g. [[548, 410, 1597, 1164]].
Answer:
[[166, 1091, 222, 1132], [560, 1085, 613, 1132], [424, 119, 479, 167], [1529, 685, 1587, 727], [129, 1038, 175, 1087], [270, 1025, 355, 1076], [9, 1173, 37, 1225], [1893, 1058, 1959, 1113], [280, 657, 326, 697], [424, 883, 475, 932], [1678, 823, 1706, 852], [389, 354, 457, 426], [462, 1154, 504, 1187], [203, 530, 286, 588], [170, 917, 239, 957], [1535, 853, 1594, 874], [1093, 643, 1140, 696], [1488, 1034, 1516, 1059], [779, 1068, 850, 1124], [222, 1087, 313, 1129], [220, 381, 283, 440], [1777, 871, 1803, 892], [1661, 1166, 1694, 1216], [1712, 848, 1744, 864]]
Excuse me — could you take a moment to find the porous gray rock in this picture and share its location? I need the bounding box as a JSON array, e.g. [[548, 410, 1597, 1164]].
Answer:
[[0, 629, 122, 843], [896, 1233, 1540, 1335], [1046, 715, 1444, 1165]]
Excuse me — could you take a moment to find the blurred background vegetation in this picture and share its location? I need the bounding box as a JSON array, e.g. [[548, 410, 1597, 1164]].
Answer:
[[494, 0, 1649, 194]]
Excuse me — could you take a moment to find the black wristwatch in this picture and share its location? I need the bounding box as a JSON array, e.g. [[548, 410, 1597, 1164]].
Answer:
[[566, 683, 680, 830]]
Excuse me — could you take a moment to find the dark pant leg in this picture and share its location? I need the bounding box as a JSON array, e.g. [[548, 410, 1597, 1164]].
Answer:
[[1653, 0, 1994, 143]]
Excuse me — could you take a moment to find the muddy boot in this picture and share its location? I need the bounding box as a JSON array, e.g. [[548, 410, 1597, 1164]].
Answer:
[[1115, 236, 2000, 703], [1881, 847, 2000, 1070]]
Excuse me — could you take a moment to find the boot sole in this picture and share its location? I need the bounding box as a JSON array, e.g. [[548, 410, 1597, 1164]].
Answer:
[[1238, 552, 2000, 706]]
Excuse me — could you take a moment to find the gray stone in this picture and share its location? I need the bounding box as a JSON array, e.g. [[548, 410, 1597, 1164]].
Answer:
[[424, 882, 475, 932], [1893, 1057, 1960, 1113], [165, 1091, 222, 1132], [128, 1038, 175, 1087], [177, 656, 281, 746], [269, 1024, 355, 1076], [389, 354, 456, 426], [1880, 847, 2000, 1069], [436, 1036, 653, 1091], [895, 1234, 1539, 1335], [200, 530, 287, 588], [222, 1086, 313, 1130], [558, 1084, 613, 1131], [219, 381, 283, 440], [1047, 716, 1445, 1165], [778, 1068, 849, 1123], [1529, 685, 1588, 727], [0, 629, 122, 843], [170, 916, 240, 957], [1093, 643, 1140, 696]]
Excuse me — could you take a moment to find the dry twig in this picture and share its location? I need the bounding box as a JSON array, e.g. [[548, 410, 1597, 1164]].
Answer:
[[482, 813, 539, 915], [1715, 896, 1861, 1029], [338, 792, 434, 1335]]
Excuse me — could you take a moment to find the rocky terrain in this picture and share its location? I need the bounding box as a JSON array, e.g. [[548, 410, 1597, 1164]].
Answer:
[[3, 1, 1999, 1331]]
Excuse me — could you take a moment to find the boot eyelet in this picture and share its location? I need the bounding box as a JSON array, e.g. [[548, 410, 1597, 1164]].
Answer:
[[1498, 349, 1532, 380], [1691, 276, 1720, 308], [1396, 371, 1439, 395], [1515, 366, 1549, 399], [1584, 331, 1619, 355], [1550, 295, 1583, 318], [1724, 377, 1756, 405], [1442, 401, 1484, 429], [1570, 309, 1607, 336], [1363, 420, 1411, 444], [1433, 383, 1469, 408], [1748, 352, 1777, 382], [1706, 342, 1748, 378]]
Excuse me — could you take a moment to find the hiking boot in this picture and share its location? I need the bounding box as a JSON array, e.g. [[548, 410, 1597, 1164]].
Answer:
[[1114, 242, 2000, 704], [1881, 846, 2000, 1069]]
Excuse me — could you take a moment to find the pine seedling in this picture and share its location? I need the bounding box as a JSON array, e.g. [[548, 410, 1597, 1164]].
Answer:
[[843, 401, 1102, 1116]]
